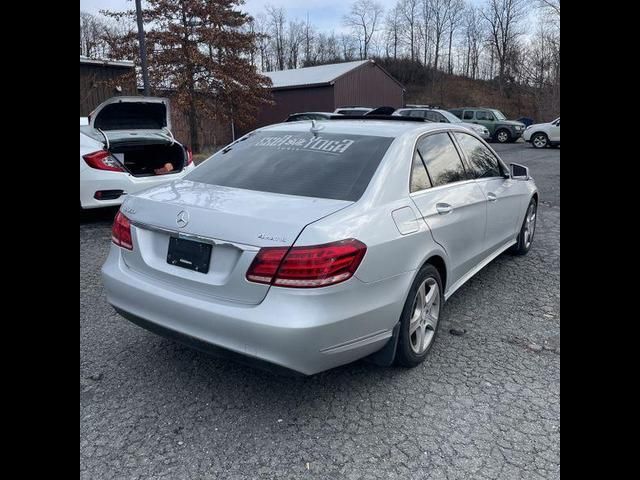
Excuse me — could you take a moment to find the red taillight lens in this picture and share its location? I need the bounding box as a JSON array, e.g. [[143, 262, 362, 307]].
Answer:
[[246, 239, 367, 288], [111, 211, 133, 250], [186, 146, 193, 165], [83, 150, 124, 172]]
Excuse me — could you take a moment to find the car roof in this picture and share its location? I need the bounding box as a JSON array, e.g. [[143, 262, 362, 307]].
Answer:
[[289, 112, 334, 116], [257, 119, 463, 138], [397, 107, 446, 113]]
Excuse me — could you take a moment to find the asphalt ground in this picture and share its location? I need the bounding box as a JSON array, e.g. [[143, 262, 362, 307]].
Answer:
[[80, 141, 560, 479]]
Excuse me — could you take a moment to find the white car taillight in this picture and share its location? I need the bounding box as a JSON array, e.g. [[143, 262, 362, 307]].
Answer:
[[83, 150, 125, 172]]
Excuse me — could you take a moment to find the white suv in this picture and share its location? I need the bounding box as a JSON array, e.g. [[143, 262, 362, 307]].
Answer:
[[523, 117, 560, 148]]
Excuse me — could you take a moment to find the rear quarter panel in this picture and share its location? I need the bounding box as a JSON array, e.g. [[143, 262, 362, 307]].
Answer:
[[295, 198, 445, 285]]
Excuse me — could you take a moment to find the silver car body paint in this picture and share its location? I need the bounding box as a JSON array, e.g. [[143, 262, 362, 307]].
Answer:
[[102, 120, 537, 375]]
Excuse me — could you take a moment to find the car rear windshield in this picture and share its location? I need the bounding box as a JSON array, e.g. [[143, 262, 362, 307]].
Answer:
[[186, 131, 395, 201]]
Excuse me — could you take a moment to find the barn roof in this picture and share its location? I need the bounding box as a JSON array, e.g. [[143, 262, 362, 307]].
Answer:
[[80, 55, 134, 68], [263, 59, 404, 90]]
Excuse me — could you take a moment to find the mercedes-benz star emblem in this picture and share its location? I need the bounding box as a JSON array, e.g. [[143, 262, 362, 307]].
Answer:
[[176, 210, 190, 228]]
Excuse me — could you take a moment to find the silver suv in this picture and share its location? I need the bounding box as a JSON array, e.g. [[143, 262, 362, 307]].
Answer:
[[394, 108, 491, 140]]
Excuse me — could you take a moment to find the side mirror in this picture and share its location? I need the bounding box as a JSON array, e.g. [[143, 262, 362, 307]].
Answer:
[[510, 163, 530, 180]]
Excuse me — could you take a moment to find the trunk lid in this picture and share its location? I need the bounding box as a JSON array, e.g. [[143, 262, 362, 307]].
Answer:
[[119, 180, 353, 305], [88, 96, 176, 148], [89, 96, 171, 131]]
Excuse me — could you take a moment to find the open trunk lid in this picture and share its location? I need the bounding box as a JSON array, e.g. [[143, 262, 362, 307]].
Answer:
[[89, 96, 171, 131], [88, 96, 175, 147], [118, 180, 353, 305]]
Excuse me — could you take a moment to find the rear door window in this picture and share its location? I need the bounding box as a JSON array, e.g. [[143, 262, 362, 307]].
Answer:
[[187, 131, 394, 201], [410, 150, 432, 192], [417, 133, 469, 187], [453, 132, 503, 178], [463, 110, 474, 120]]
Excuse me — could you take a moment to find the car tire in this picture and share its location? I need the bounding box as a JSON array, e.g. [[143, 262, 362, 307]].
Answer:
[[510, 198, 537, 256], [395, 264, 444, 368], [495, 129, 511, 143], [531, 133, 549, 149]]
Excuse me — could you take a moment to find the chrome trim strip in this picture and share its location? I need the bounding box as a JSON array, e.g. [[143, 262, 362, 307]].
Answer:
[[130, 219, 261, 252], [409, 179, 477, 197]]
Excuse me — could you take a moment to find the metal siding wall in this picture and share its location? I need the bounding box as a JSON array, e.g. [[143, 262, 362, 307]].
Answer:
[[80, 64, 136, 116], [251, 86, 335, 131], [333, 63, 404, 108]]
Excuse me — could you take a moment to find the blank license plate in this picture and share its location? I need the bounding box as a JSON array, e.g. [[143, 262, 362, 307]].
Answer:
[[167, 237, 212, 274]]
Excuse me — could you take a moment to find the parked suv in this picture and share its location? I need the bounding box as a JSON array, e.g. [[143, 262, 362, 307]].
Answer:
[[394, 107, 491, 140], [448, 108, 525, 143], [522, 117, 560, 149]]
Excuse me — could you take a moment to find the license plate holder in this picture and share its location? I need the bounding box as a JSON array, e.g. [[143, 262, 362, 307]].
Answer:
[[167, 237, 212, 274]]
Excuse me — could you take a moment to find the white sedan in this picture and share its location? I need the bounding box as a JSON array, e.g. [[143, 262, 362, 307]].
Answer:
[[80, 96, 196, 209], [523, 117, 560, 148]]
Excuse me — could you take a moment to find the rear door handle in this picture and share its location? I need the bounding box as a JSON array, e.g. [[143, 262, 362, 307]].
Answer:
[[436, 203, 453, 215], [487, 192, 497, 202]]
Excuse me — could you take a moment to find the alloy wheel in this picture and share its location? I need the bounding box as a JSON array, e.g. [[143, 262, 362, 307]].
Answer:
[[497, 130, 509, 143], [409, 277, 440, 354], [523, 202, 537, 249], [532, 134, 548, 148]]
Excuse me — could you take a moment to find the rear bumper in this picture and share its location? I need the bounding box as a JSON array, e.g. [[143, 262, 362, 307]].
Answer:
[[80, 164, 195, 209], [101, 246, 412, 375]]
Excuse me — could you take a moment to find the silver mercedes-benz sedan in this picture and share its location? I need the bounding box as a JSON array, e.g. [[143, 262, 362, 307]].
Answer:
[[102, 119, 538, 375]]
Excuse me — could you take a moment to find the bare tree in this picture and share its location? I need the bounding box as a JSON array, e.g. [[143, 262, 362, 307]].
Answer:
[[462, 4, 483, 79], [339, 33, 357, 61], [252, 13, 272, 71], [419, 0, 434, 66], [536, 0, 560, 16], [266, 5, 287, 70], [385, 3, 402, 59], [480, 0, 527, 91], [399, 0, 420, 61], [446, 0, 465, 73], [80, 11, 108, 58], [326, 32, 341, 61], [430, 0, 452, 71], [286, 20, 305, 68], [343, 0, 385, 59], [303, 13, 315, 64]]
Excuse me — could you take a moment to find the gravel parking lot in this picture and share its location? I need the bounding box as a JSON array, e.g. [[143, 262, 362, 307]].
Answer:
[[80, 141, 560, 480]]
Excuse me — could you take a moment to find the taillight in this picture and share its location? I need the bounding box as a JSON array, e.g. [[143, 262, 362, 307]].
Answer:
[[111, 211, 133, 250], [186, 146, 193, 165], [83, 150, 124, 172], [246, 239, 366, 288]]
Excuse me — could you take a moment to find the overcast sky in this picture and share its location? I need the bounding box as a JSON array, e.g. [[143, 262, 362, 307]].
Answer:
[[80, 0, 356, 33]]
